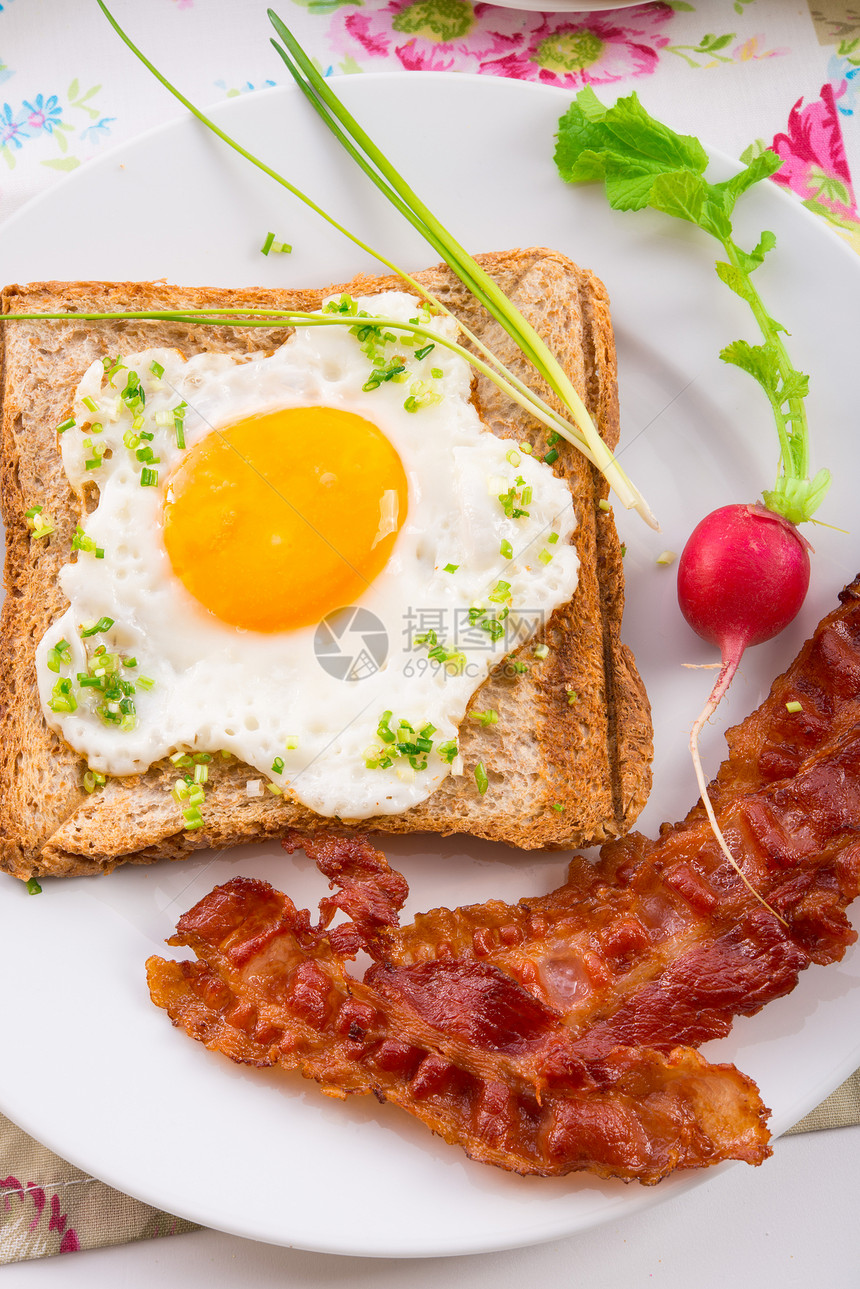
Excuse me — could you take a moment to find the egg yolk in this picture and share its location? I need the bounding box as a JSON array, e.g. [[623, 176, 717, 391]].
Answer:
[[162, 406, 408, 633]]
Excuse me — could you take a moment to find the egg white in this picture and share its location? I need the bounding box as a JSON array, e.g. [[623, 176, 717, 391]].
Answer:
[[36, 292, 580, 820]]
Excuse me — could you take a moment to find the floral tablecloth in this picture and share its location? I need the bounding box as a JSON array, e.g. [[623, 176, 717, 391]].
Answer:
[[2, 0, 860, 1265]]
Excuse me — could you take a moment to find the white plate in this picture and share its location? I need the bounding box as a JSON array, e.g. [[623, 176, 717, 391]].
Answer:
[[0, 73, 858, 1259]]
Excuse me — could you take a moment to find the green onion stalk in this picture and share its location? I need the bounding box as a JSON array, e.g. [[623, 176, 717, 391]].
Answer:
[[5, 306, 607, 462], [79, 0, 656, 529]]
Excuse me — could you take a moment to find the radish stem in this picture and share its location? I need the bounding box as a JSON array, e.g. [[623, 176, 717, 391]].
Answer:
[[689, 651, 788, 926]]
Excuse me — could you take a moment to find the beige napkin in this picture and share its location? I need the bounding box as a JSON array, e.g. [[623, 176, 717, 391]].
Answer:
[[787, 1069, 860, 1134], [0, 1113, 199, 1262]]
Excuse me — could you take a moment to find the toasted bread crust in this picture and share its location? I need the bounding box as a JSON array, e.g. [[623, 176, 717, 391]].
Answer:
[[0, 249, 652, 878]]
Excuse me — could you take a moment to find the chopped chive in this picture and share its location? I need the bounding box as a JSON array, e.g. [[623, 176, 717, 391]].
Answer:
[[479, 615, 507, 641], [547, 533, 559, 544], [284, 735, 299, 750], [414, 343, 435, 360], [48, 677, 77, 714], [519, 443, 533, 455], [26, 505, 55, 540], [474, 762, 489, 795], [139, 467, 159, 487], [261, 231, 291, 255], [55, 417, 75, 434], [539, 549, 553, 565], [182, 806, 205, 830], [82, 395, 99, 414], [377, 711, 395, 744], [136, 675, 155, 691], [469, 709, 498, 727], [785, 700, 803, 713], [442, 563, 459, 573], [500, 539, 513, 560], [566, 687, 578, 705], [47, 639, 72, 673], [121, 370, 146, 412], [533, 643, 549, 659], [598, 499, 612, 513], [551, 802, 565, 813], [174, 402, 187, 449], [80, 616, 114, 638], [505, 448, 521, 467], [271, 756, 285, 774], [543, 449, 559, 465], [103, 355, 125, 383], [26, 877, 42, 895], [150, 359, 165, 378], [547, 430, 561, 446], [430, 367, 443, 379], [656, 550, 677, 566]]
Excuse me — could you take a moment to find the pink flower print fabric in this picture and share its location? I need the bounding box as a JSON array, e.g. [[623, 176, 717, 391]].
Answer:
[[329, 0, 675, 86]]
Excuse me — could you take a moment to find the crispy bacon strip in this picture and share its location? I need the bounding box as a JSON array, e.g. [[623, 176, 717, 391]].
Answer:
[[147, 866, 769, 1183], [147, 579, 860, 1185]]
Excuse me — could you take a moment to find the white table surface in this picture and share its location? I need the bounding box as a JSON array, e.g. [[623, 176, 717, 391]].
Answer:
[[2, 1126, 856, 1286]]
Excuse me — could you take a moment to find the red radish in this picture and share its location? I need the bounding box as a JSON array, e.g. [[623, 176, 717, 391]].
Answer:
[[678, 503, 811, 675], [676, 503, 812, 916]]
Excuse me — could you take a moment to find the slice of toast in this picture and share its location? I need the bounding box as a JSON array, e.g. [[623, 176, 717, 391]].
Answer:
[[0, 248, 652, 878]]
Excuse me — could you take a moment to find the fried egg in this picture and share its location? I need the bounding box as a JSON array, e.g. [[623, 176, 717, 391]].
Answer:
[[36, 291, 580, 819]]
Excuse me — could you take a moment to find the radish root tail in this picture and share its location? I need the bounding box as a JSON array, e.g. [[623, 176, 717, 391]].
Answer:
[[690, 657, 789, 929]]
